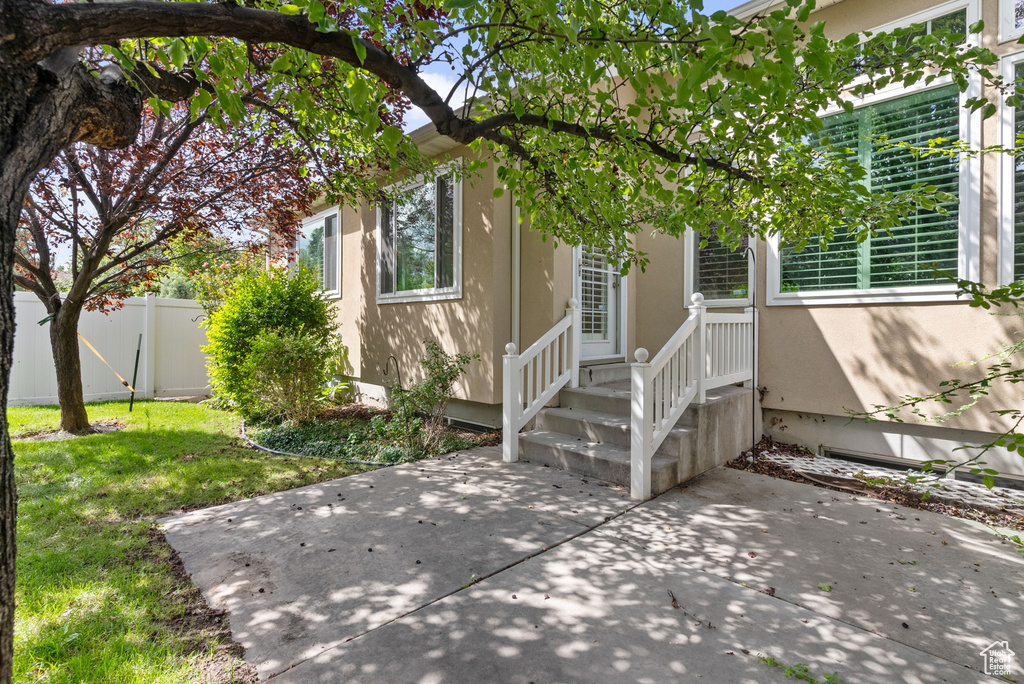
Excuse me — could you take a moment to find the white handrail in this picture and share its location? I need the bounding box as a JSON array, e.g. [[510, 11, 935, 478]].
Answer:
[[630, 293, 756, 499], [502, 298, 581, 462]]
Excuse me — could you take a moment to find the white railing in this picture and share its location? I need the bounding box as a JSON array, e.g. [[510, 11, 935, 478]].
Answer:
[[630, 293, 756, 499], [502, 298, 581, 462]]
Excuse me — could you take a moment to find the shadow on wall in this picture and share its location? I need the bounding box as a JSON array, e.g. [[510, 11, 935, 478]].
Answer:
[[354, 195, 496, 404], [759, 301, 1021, 436]]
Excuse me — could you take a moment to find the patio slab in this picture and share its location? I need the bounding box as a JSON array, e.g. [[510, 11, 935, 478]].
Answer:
[[596, 467, 1024, 671], [160, 448, 1023, 682], [158, 447, 629, 677], [274, 527, 983, 684]]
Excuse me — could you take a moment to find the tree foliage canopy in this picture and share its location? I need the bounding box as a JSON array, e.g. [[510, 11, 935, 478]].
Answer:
[[23, 0, 1016, 267]]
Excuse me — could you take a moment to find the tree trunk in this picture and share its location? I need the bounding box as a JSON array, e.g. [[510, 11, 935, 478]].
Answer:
[[50, 305, 90, 433], [0, 28, 143, 682], [0, 197, 18, 684]]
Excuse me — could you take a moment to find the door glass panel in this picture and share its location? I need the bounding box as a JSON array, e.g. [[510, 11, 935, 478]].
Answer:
[[580, 247, 616, 345]]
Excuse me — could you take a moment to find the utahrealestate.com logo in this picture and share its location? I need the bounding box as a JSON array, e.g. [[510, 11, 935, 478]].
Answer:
[[981, 641, 1016, 676]]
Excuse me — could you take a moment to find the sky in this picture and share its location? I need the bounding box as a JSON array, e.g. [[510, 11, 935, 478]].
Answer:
[[403, 0, 761, 132]]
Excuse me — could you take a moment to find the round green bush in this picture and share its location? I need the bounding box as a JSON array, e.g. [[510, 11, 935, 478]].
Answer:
[[203, 266, 337, 416]]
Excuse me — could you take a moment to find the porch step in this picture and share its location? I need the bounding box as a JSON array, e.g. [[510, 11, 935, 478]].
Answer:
[[578, 362, 632, 388], [536, 407, 697, 460], [559, 385, 632, 416], [519, 431, 679, 496]]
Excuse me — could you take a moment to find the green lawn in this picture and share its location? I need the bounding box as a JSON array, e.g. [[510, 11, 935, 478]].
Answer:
[[11, 400, 364, 684]]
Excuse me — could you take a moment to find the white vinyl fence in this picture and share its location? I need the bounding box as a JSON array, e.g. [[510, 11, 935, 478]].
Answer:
[[10, 292, 210, 406]]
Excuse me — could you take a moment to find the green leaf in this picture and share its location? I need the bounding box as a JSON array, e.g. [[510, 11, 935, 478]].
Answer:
[[307, 1, 325, 23], [351, 32, 367, 64], [169, 39, 186, 70], [817, 582, 832, 592], [279, 4, 301, 15], [445, 0, 479, 8], [381, 125, 403, 155]]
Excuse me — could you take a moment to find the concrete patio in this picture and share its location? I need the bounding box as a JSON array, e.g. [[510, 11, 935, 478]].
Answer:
[[159, 446, 1024, 682]]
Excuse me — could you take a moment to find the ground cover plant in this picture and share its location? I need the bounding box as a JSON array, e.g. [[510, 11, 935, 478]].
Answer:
[[10, 400, 363, 684], [245, 404, 498, 464]]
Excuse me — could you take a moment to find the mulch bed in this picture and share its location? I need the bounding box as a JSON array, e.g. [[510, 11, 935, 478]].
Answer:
[[728, 437, 1024, 533]]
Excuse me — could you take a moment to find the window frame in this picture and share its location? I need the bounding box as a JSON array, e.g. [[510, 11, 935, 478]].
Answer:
[[1000, 49, 1024, 286], [375, 161, 463, 305], [766, 67, 981, 306], [683, 228, 753, 308], [297, 205, 341, 298], [1000, 0, 1024, 43], [865, 0, 976, 42]]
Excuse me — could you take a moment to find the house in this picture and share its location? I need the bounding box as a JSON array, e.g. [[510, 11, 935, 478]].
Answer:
[[286, 0, 1024, 498]]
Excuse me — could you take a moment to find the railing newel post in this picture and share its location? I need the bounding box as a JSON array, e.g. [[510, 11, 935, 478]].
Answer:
[[502, 342, 520, 463], [567, 297, 581, 388], [690, 292, 706, 404], [630, 347, 653, 500]]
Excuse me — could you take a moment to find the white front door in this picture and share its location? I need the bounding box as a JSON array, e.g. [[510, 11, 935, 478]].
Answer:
[[576, 246, 623, 359]]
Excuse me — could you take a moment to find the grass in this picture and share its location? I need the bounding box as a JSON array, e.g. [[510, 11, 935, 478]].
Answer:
[[11, 400, 365, 684]]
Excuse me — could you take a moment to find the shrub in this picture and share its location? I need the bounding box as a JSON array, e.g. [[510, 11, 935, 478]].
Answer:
[[388, 340, 478, 454], [204, 266, 337, 415], [244, 330, 342, 424]]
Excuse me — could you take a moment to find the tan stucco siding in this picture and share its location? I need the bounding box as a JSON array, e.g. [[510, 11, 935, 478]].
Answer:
[[331, 147, 512, 405], [756, 0, 1022, 435]]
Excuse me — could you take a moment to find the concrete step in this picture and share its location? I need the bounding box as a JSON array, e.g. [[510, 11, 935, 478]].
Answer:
[[578, 363, 632, 388], [559, 385, 632, 416], [519, 431, 679, 495], [536, 406, 697, 460]]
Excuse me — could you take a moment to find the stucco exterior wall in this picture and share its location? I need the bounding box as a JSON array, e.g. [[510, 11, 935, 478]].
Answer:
[[757, 0, 1023, 441], [305, 0, 1020, 454], [328, 147, 512, 409]]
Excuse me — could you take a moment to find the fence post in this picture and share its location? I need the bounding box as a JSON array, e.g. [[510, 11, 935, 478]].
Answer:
[[690, 292, 706, 404], [143, 293, 157, 399], [502, 343, 520, 463], [630, 347, 653, 500], [567, 297, 581, 388]]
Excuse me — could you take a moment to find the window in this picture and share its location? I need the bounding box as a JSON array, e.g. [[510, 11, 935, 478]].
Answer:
[[1000, 0, 1024, 42], [687, 230, 751, 304], [1001, 54, 1024, 284], [377, 170, 462, 302], [297, 209, 339, 294], [774, 83, 973, 303], [895, 8, 967, 44]]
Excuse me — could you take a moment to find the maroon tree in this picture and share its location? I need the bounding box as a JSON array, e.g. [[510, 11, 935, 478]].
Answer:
[[16, 102, 315, 432]]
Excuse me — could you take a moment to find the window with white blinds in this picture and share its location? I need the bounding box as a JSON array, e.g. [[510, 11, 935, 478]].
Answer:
[[694, 232, 750, 301], [1012, 62, 1024, 283], [780, 85, 962, 293]]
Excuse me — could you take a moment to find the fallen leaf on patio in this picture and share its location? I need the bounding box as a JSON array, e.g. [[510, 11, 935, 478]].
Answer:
[[817, 583, 832, 592]]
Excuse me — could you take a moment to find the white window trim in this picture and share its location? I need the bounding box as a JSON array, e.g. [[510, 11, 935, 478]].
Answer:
[[766, 70, 982, 306], [1000, 0, 1024, 43], [376, 161, 463, 305], [867, 0, 978, 41], [683, 228, 753, 308], [298, 205, 341, 299], [1000, 49, 1024, 286]]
